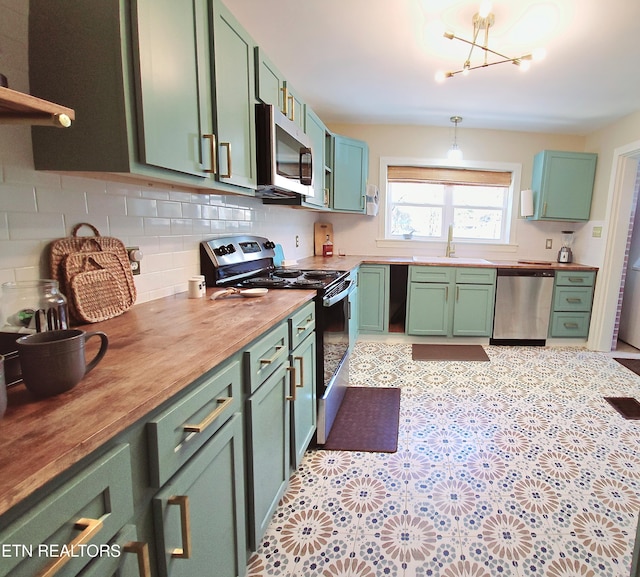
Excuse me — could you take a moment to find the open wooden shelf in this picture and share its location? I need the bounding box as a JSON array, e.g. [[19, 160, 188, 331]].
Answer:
[[0, 86, 75, 127]]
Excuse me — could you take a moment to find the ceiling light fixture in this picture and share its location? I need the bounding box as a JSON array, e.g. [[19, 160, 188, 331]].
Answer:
[[435, 2, 545, 82], [447, 116, 463, 161]]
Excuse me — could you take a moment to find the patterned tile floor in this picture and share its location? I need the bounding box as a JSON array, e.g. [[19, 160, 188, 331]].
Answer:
[[247, 343, 640, 576]]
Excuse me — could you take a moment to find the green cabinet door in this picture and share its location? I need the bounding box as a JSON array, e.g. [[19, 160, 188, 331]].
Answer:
[[246, 363, 290, 548], [358, 265, 389, 333], [255, 47, 285, 112], [212, 0, 257, 190], [304, 107, 329, 207], [530, 150, 597, 221], [153, 414, 246, 577], [406, 282, 451, 336], [452, 284, 496, 336], [134, 0, 213, 177], [291, 333, 317, 469], [284, 82, 305, 131], [332, 135, 369, 213]]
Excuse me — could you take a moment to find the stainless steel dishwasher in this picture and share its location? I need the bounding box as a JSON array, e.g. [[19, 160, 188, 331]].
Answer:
[[491, 268, 555, 345]]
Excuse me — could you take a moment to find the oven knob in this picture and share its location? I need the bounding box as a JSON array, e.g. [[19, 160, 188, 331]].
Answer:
[[226, 244, 236, 254], [215, 246, 227, 256], [264, 241, 275, 249]]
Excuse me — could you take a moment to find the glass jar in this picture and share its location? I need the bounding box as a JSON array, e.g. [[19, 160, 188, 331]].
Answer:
[[1, 280, 69, 333]]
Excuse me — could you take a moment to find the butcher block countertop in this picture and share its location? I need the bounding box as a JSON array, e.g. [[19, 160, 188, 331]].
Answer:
[[294, 254, 598, 272], [0, 288, 315, 517]]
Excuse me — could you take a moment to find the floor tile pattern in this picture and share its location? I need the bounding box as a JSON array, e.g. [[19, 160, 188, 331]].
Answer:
[[247, 344, 640, 576]]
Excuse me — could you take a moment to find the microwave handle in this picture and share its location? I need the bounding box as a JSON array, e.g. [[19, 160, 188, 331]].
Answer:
[[299, 147, 312, 186]]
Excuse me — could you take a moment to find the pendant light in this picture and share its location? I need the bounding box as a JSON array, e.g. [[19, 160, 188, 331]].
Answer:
[[447, 116, 463, 161]]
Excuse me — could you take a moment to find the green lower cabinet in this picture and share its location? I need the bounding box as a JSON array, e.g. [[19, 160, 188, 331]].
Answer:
[[245, 363, 290, 549], [406, 282, 450, 336], [406, 267, 496, 338], [153, 414, 246, 577], [549, 270, 595, 338], [358, 265, 389, 333], [290, 333, 317, 469], [452, 284, 496, 337]]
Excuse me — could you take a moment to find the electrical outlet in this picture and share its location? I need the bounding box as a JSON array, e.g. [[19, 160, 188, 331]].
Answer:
[[126, 246, 143, 275], [295, 235, 300, 248], [545, 239, 553, 249], [592, 226, 602, 238]]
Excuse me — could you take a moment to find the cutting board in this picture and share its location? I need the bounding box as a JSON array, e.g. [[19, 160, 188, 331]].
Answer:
[[314, 222, 333, 256]]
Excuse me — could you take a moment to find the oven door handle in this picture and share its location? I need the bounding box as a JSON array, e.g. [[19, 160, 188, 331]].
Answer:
[[322, 280, 355, 307]]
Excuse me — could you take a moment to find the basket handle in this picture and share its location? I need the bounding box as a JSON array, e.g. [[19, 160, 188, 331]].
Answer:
[[71, 222, 101, 237]]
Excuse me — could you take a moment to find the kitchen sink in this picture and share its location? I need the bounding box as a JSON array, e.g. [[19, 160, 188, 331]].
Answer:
[[412, 256, 492, 265]]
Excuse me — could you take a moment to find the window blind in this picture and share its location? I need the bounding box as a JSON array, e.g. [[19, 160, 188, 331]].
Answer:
[[387, 166, 512, 187]]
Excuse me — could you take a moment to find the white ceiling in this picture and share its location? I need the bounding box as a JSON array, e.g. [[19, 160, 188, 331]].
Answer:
[[224, 0, 640, 135]]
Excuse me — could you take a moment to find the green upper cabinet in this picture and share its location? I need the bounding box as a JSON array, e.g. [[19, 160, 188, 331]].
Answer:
[[255, 48, 305, 131], [29, 0, 256, 195], [529, 150, 597, 221], [211, 0, 257, 191], [304, 107, 329, 208], [331, 135, 369, 213]]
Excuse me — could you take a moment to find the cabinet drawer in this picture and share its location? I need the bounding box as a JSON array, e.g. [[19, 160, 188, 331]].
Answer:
[[555, 271, 595, 286], [289, 300, 316, 351], [409, 266, 454, 283], [244, 322, 288, 393], [455, 267, 496, 285], [0, 444, 133, 577], [147, 356, 241, 488], [550, 312, 591, 338], [553, 286, 593, 312]]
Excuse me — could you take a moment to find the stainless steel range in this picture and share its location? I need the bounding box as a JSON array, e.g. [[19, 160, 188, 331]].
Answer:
[[200, 235, 355, 444]]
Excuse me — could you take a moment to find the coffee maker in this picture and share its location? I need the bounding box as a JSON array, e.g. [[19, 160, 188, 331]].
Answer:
[[557, 231, 574, 263]]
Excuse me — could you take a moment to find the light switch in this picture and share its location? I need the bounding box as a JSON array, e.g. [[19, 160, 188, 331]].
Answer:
[[592, 226, 602, 238]]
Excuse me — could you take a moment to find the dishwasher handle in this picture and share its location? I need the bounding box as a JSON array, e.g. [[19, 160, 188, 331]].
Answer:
[[497, 268, 555, 278]]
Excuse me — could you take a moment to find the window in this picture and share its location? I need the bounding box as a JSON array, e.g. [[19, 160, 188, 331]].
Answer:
[[384, 163, 516, 244]]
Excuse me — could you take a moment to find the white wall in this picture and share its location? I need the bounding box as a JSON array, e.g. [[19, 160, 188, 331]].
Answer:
[[0, 0, 318, 304], [322, 122, 601, 263]]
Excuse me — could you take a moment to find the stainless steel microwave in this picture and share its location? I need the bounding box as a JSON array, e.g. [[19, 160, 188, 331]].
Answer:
[[255, 103, 313, 198]]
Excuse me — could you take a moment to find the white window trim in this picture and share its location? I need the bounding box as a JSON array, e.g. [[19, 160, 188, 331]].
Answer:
[[377, 157, 523, 253]]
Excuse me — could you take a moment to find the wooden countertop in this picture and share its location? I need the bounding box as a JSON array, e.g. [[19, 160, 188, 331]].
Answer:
[[0, 288, 315, 517], [294, 255, 598, 272]]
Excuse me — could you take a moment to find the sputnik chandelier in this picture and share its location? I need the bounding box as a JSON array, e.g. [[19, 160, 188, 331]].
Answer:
[[435, 1, 545, 81]]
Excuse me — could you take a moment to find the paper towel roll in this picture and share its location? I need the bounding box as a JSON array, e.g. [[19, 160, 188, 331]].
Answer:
[[520, 189, 534, 217], [366, 184, 379, 216]]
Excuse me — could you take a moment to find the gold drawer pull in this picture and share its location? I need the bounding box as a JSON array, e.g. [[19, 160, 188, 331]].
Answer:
[[563, 322, 580, 329], [567, 277, 584, 283], [280, 86, 289, 116], [183, 397, 233, 434], [203, 134, 216, 174], [259, 345, 285, 365], [297, 318, 314, 332], [39, 518, 103, 577], [286, 366, 297, 401], [294, 355, 304, 388], [220, 142, 232, 178], [566, 298, 582, 303], [123, 541, 151, 577], [288, 94, 295, 121], [167, 496, 191, 559]]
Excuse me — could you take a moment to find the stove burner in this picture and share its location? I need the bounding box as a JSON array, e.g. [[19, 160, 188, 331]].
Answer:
[[304, 270, 339, 280], [273, 268, 302, 278], [243, 277, 287, 287], [292, 278, 324, 287]]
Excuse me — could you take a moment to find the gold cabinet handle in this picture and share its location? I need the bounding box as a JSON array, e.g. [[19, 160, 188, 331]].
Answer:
[[280, 86, 288, 116], [296, 318, 314, 333], [286, 366, 297, 401], [167, 496, 191, 559], [123, 541, 151, 577], [563, 322, 580, 329], [220, 142, 232, 178], [566, 297, 582, 303], [445, 286, 449, 302], [294, 355, 304, 388], [543, 202, 547, 216], [260, 345, 285, 365], [39, 518, 103, 577], [567, 277, 585, 283], [183, 397, 233, 433], [203, 134, 216, 174], [288, 94, 295, 121], [456, 286, 460, 302]]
